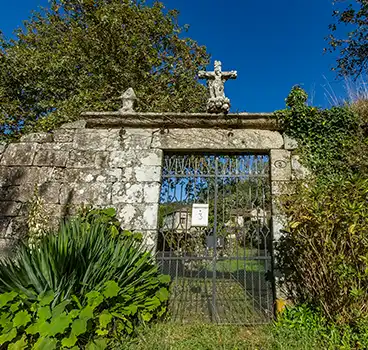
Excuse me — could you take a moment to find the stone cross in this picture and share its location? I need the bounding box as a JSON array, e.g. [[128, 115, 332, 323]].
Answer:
[[198, 61, 237, 114], [119, 88, 137, 113]]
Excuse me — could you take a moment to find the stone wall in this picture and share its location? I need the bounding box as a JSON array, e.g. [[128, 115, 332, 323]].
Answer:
[[0, 113, 301, 256]]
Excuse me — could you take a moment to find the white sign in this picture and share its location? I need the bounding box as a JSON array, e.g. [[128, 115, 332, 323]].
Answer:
[[191, 204, 209, 227]]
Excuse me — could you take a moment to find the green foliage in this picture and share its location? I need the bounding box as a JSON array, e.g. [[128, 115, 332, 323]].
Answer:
[[277, 176, 368, 323], [0, 278, 170, 349], [0, 214, 167, 305], [77, 205, 143, 241], [327, 0, 368, 78], [0, 0, 209, 141], [276, 86, 364, 178], [275, 304, 368, 350], [276, 87, 368, 326]]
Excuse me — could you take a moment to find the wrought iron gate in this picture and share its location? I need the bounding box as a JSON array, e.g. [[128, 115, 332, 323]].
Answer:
[[157, 153, 274, 324]]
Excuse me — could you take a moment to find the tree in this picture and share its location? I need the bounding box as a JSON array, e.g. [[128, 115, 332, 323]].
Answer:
[[0, 0, 209, 141], [327, 0, 368, 78]]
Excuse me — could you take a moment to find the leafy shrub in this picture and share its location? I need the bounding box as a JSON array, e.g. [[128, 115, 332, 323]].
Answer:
[[276, 88, 368, 325], [275, 304, 368, 350], [277, 176, 368, 323], [0, 277, 170, 349], [0, 211, 168, 303]]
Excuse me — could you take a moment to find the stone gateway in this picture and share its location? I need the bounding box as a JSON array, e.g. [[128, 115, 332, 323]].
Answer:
[[0, 61, 303, 324]]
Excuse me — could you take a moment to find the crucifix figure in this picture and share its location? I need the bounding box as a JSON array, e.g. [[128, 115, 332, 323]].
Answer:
[[198, 61, 237, 114]]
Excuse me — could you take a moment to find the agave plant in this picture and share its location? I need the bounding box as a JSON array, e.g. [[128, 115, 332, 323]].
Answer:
[[0, 218, 160, 302]]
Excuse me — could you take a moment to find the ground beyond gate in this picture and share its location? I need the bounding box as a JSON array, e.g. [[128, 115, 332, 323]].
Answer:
[[157, 153, 275, 324]]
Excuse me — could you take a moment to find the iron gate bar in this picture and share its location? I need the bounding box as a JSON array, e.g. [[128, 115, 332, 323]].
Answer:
[[158, 153, 274, 325]]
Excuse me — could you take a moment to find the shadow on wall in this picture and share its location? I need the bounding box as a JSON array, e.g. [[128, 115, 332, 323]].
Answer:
[[0, 163, 75, 257]]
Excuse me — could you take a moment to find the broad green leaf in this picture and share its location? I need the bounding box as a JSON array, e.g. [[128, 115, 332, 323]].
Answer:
[[61, 334, 78, 348], [158, 275, 171, 284], [51, 300, 70, 317], [141, 312, 152, 322], [13, 311, 31, 328], [122, 304, 137, 315], [0, 312, 11, 327], [99, 311, 112, 328], [37, 306, 51, 321], [79, 306, 94, 320], [86, 338, 108, 350], [102, 281, 120, 298], [0, 292, 18, 308], [33, 337, 58, 350], [68, 309, 80, 319], [9, 302, 21, 313], [156, 287, 169, 302], [38, 292, 54, 307], [0, 328, 17, 345], [103, 208, 116, 217], [71, 318, 87, 336], [85, 291, 104, 309], [47, 312, 72, 337], [96, 329, 108, 336], [8, 335, 27, 350]]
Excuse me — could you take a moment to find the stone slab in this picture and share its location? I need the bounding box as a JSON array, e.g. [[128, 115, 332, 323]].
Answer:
[[60, 183, 112, 206], [73, 129, 121, 151], [0, 143, 38, 166], [34, 150, 70, 167], [270, 149, 292, 181], [20, 132, 53, 143], [152, 129, 284, 150]]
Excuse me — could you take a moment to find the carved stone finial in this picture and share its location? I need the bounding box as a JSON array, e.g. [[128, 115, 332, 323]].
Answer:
[[198, 61, 237, 114], [119, 88, 137, 113]]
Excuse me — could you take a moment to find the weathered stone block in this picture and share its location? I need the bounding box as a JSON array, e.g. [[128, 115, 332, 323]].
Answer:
[[143, 182, 161, 203], [283, 133, 298, 150], [34, 150, 69, 167], [39, 142, 73, 151], [0, 186, 22, 202], [0, 202, 22, 217], [65, 168, 122, 183], [142, 230, 157, 251], [53, 129, 75, 143], [152, 129, 284, 150], [112, 183, 144, 204], [121, 129, 154, 150], [60, 120, 86, 129], [142, 204, 159, 230], [0, 238, 15, 259], [67, 150, 109, 169], [0, 143, 7, 155], [73, 129, 121, 151], [109, 150, 141, 168], [134, 165, 161, 182], [291, 155, 311, 180], [3, 217, 27, 239], [0, 143, 37, 166], [140, 149, 163, 166], [60, 183, 112, 206], [37, 182, 61, 204], [270, 149, 292, 181], [115, 204, 138, 230], [20, 132, 53, 143], [0, 218, 11, 234]]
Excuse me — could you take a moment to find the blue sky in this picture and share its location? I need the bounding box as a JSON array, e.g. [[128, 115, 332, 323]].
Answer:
[[0, 0, 350, 112]]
